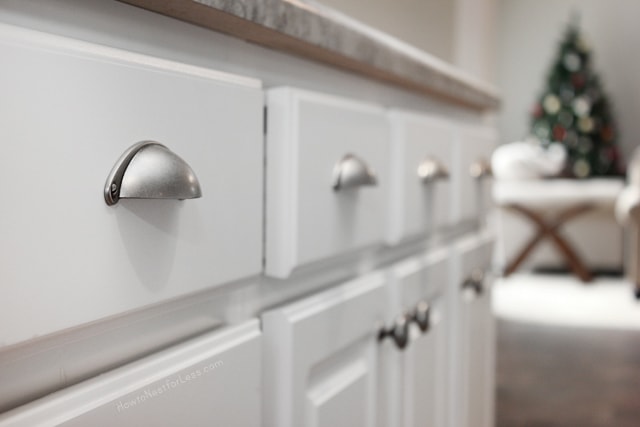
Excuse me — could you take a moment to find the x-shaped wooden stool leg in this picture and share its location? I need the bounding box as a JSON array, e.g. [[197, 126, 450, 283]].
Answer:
[[503, 203, 595, 282]]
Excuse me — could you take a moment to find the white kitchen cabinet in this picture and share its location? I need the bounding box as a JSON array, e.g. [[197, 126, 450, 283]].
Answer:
[[381, 250, 450, 427], [262, 272, 388, 427], [0, 24, 264, 346], [387, 111, 455, 244], [0, 320, 262, 427], [265, 87, 390, 278], [454, 126, 497, 224], [0, 2, 500, 424], [449, 235, 495, 427]]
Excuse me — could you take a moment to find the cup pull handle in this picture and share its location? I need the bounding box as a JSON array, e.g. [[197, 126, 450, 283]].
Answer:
[[104, 141, 202, 206], [333, 153, 378, 191], [410, 301, 431, 333], [462, 268, 485, 297], [418, 157, 449, 183], [378, 313, 410, 350], [469, 158, 492, 179]]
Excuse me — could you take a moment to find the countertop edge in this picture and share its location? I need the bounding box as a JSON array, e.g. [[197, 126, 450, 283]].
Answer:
[[117, 0, 501, 111]]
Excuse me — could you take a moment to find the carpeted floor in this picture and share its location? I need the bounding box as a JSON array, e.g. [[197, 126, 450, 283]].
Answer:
[[494, 274, 640, 427]]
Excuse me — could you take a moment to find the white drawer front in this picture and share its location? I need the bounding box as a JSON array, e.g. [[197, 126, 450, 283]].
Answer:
[[390, 250, 449, 315], [388, 111, 454, 244], [454, 126, 497, 223], [0, 321, 262, 427], [0, 25, 263, 346], [266, 88, 390, 278]]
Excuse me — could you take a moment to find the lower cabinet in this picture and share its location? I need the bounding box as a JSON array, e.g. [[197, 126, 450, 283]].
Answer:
[[262, 273, 387, 427], [0, 241, 496, 427], [449, 235, 495, 427], [262, 250, 456, 427], [381, 250, 450, 427], [0, 321, 262, 427]]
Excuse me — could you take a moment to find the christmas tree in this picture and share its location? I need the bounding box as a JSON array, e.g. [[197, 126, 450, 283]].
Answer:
[[530, 18, 622, 178]]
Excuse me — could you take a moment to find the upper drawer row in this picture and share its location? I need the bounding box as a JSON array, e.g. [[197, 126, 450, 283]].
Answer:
[[0, 25, 495, 346], [265, 88, 497, 278]]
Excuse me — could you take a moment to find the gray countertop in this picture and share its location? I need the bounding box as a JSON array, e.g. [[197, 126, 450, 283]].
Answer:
[[119, 0, 500, 110]]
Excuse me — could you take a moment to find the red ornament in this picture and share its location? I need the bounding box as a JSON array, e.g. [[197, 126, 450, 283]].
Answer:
[[605, 146, 624, 174], [571, 73, 586, 89], [553, 124, 566, 141], [601, 126, 615, 142]]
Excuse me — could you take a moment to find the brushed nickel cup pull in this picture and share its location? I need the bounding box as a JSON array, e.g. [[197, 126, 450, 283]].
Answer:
[[378, 313, 410, 350], [411, 301, 431, 333], [418, 157, 449, 183], [104, 141, 202, 206], [332, 153, 378, 191], [469, 158, 492, 180], [462, 268, 485, 297]]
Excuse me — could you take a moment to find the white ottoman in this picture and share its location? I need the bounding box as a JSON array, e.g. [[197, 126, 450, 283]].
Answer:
[[493, 178, 624, 281]]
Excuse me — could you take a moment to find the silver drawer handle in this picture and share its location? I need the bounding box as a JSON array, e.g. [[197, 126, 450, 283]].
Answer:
[[469, 158, 492, 179], [462, 268, 485, 297], [410, 300, 431, 333], [332, 153, 378, 191], [418, 157, 449, 183], [378, 313, 410, 350], [104, 141, 202, 206]]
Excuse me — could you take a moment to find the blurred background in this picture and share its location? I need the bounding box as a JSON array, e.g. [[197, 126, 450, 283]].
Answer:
[[320, 0, 640, 159], [318, 0, 640, 426]]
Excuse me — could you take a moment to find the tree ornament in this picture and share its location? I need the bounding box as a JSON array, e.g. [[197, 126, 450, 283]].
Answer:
[[578, 116, 594, 133], [572, 96, 591, 117], [571, 73, 586, 89], [576, 35, 591, 53], [601, 126, 615, 142], [564, 130, 579, 147], [558, 109, 574, 128], [543, 94, 561, 114], [572, 158, 591, 178], [563, 52, 582, 72], [533, 121, 551, 140], [552, 125, 566, 142]]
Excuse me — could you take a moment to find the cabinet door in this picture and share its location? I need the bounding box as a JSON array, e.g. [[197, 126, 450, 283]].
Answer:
[[454, 126, 497, 224], [382, 250, 449, 427], [262, 273, 387, 427], [403, 295, 447, 427], [0, 24, 263, 346], [465, 277, 494, 427], [0, 321, 262, 427], [449, 235, 494, 427], [387, 111, 455, 244], [265, 88, 390, 278]]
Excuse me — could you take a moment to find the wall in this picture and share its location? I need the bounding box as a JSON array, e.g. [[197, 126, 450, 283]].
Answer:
[[317, 0, 455, 63], [497, 0, 640, 161], [453, 0, 498, 83], [316, 0, 499, 85]]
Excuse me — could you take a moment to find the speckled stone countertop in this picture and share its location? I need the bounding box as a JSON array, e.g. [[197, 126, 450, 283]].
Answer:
[[118, 0, 500, 110]]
